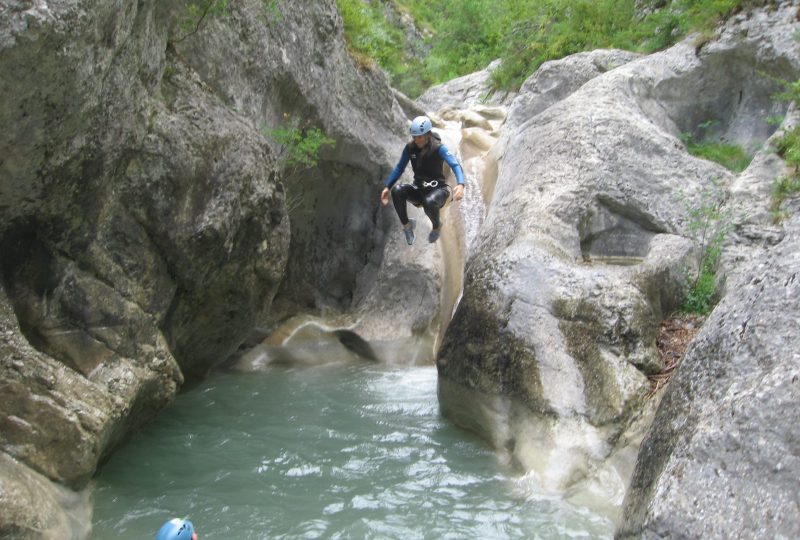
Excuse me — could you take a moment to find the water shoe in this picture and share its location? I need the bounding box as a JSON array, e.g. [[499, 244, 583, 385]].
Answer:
[[404, 219, 416, 245]]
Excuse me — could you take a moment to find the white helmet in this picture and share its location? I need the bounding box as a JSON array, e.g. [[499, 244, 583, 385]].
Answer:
[[409, 116, 432, 136]]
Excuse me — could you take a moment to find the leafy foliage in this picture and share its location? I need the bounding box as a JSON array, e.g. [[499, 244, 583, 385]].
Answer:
[[681, 179, 734, 315], [264, 117, 336, 214], [335, 0, 432, 96], [175, 0, 283, 41], [265, 122, 336, 172], [336, 0, 777, 96], [769, 76, 800, 221], [680, 133, 752, 174], [775, 125, 800, 172], [175, 0, 232, 42], [682, 269, 718, 315], [770, 124, 800, 221], [770, 172, 800, 222]]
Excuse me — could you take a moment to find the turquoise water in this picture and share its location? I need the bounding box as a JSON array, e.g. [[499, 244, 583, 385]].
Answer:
[[91, 364, 613, 539]]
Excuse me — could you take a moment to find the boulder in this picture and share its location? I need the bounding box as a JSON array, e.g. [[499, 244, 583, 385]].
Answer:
[[1, 279, 177, 537], [0, 453, 91, 540], [0, 0, 412, 534], [437, 1, 800, 515], [618, 209, 800, 539], [417, 59, 516, 112], [506, 49, 641, 133]]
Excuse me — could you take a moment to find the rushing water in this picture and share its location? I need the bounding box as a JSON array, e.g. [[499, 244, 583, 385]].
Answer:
[[91, 364, 613, 539]]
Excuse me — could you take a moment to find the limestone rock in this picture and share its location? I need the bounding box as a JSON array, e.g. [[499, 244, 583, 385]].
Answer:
[[0, 285, 177, 489], [618, 212, 800, 539], [0, 453, 91, 540], [506, 49, 641, 133], [417, 59, 516, 112], [437, 2, 800, 510], [0, 0, 410, 535], [175, 2, 452, 365]]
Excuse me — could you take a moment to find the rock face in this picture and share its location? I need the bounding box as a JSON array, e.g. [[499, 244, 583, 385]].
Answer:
[[2, 0, 799, 537], [437, 1, 800, 517], [417, 59, 516, 112], [618, 208, 800, 539], [1, 0, 290, 379], [0, 0, 412, 535], [177, 2, 409, 327], [506, 49, 642, 133], [184, 3, 459, 369]]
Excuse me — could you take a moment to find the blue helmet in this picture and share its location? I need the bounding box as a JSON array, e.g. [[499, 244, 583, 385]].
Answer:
[[156, 518, 195, 540], [409, 116, 432, 136]]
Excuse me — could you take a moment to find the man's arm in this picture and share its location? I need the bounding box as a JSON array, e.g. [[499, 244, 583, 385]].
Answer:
[[381, 147, 411, 206], [439, 144, 466, 200], [384, 147, 411, 188]]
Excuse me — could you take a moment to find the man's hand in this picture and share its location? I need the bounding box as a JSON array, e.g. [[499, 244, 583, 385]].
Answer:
[[380, 187, 390, 206], [453, 184, 465, 201]]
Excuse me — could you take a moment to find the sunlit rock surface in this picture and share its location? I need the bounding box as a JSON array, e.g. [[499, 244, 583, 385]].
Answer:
[[2, 0, 800, 537], [619, 209, 800, 539], [416, 59, 515, 112], [436, 1, 800, 522]]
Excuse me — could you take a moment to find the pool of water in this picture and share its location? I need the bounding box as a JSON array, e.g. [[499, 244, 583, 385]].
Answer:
[[91, 364, 613, 539]]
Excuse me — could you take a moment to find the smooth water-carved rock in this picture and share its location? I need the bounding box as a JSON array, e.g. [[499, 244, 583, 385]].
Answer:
[[417, 59, 515, 112], [0, 453, 91, 540], [0, 0, 408, 535], [437, 2, 800, 518], [618, 211, 800, 539], [506, 49, 641, 134], [0, 285, 178, 489]]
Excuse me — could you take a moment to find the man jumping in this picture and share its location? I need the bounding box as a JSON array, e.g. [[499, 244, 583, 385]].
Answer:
[[380, 116, 465, 244]]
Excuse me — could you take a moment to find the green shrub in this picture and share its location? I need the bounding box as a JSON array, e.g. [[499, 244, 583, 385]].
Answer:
[[337, 0, 778, 96], [682, 268, 718, 314], [769, 76, 800, 221], [775, 125, 800, 171], [680, 179, 734, 315], [175, 0, 232, 41], [175, 1, 283, 41], [680, 121, 752, 173], [264, 117, 336, 215], [265, 122, 336, 172], [770, 125, 800, 221], [336, 0, 431, 95], [771, 171, 800, 222]]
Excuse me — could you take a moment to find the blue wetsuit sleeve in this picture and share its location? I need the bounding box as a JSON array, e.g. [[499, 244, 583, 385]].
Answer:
[[384, 147, 411, 188], [439, 144, 465, 185]]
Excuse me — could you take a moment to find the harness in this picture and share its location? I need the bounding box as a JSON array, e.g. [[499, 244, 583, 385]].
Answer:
[[407, 132, 452, 205], [418, 178, 443, 189], [410, 177, 452, 208], [408, 133, 446, 184]]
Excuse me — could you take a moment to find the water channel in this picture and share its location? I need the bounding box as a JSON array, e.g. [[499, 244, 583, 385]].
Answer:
[[91, 363, 613, 539]]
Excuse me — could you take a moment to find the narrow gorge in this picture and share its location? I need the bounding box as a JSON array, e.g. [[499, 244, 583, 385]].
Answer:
[[1, 1, 799, 538]]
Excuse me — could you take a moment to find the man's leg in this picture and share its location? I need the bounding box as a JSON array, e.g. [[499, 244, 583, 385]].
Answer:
[[391, 183, 423, 225], [392, 184, 424, 245], [422, 187, 450, 242], [422, 187, 450, 229]]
